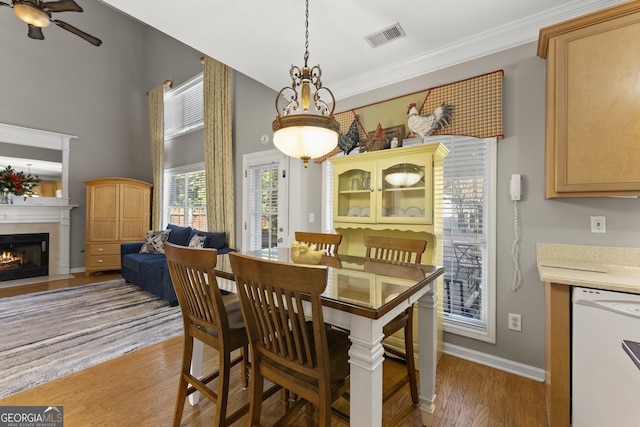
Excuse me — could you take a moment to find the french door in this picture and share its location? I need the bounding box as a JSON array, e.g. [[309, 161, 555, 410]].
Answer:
[[242, 150, 289, 251]]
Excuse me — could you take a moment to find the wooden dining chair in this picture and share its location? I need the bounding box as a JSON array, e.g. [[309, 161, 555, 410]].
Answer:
[[295, 231, 343, 255], [228, 252, 351, 427], [164, 243, 250, 427], [364, 234, 427, 405]]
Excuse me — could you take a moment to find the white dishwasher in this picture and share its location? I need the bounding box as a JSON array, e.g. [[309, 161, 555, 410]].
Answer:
[[572, 287, 640, 427]]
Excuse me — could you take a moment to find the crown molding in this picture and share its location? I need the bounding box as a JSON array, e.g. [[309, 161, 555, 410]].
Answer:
[[331, 0, 626, 101]]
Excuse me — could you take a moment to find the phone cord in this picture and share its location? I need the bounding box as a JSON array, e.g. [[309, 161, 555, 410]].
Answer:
[[512, 200, 523, 291]]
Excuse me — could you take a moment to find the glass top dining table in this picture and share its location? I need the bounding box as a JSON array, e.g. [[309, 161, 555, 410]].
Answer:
[[214, 247, 444, 318], [193, 247, 444, 427]]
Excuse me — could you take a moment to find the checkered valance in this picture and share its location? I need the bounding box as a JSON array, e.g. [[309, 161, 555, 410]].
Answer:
[[316, 70, 503, 162]]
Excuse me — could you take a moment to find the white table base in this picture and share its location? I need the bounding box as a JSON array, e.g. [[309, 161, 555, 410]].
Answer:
[[189, 276, 439, 427]]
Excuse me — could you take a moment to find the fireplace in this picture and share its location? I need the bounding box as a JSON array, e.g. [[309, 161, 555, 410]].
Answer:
[[0, 233, 49, 281]]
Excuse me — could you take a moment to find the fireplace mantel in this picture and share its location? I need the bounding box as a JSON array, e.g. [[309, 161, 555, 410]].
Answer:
[[0, 123, 77, 278]]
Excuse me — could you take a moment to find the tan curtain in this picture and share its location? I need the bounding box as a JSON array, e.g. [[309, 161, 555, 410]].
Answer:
[[203, 56, 235, 248], [148, 84, 165, 230]]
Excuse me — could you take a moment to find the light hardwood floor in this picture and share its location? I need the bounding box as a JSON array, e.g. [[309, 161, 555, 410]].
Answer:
[[0, 273, 548, 426]]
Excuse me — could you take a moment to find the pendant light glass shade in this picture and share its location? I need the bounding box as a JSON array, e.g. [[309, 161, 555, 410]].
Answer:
[[272, 0, 339, 167], [273, 115, 339, 167]]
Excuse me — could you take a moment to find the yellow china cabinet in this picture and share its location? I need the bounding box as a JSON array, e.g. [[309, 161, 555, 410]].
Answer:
[[330, 142, 448, 359]]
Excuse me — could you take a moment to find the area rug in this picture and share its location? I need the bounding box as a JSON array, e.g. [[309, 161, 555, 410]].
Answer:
[[0, 279, 183, 398]]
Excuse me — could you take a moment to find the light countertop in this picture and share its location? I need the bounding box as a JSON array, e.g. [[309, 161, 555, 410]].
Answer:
[[536, 243, 640, 294]]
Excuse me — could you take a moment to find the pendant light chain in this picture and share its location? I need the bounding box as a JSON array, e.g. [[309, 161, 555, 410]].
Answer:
[[303, 0, 309, 67], [272, 0, 339, 168]]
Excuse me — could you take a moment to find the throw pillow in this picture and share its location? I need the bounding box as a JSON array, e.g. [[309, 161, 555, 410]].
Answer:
[[194, 231, 227, 249], [166, 224, 193, 246], [187, 234, 206, 248], [139, 229, 171, 254]]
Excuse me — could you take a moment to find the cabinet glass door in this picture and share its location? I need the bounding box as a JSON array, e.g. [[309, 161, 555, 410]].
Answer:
[[334, 165, 374, 223], [378, 161, 429, 224]]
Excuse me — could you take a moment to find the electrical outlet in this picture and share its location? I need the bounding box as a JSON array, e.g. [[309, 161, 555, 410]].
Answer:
[[508, 313, 522, 331], [590, 215, 606, 233]]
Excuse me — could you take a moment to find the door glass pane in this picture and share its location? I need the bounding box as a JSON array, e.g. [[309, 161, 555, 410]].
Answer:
[[248, 163, 279, 250]]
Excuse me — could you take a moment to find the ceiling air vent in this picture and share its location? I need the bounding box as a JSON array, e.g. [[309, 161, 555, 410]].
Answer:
[[365, 22, 406, 48]]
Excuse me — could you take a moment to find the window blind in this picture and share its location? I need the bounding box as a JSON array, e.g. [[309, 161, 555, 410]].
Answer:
[[164, 74, 204, 140], [439, 136, 489, 331], [247, 162, 279, 250], [163, 163, 207, 229]]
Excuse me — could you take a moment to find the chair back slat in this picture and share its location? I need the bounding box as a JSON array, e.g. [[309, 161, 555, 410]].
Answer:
[[364, 235, 427, 264], [295, 231, 343, 255], [229, 252, 330, 389], [165, 243, 229, 337]]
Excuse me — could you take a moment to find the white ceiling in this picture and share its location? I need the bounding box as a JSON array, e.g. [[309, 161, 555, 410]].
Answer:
[[100, 0, 624, 100]]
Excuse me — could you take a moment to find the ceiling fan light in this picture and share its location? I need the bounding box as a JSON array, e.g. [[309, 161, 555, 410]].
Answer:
[[14, 3, 50, 27]]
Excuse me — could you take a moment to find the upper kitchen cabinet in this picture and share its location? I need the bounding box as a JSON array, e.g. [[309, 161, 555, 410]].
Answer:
[[330, 143, 448, 232], [538, 1, 640, 198]]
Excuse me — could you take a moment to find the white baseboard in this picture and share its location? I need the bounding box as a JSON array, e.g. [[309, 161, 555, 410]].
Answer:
[[70, 267, 85, 274], [443, 342, 545, 382]]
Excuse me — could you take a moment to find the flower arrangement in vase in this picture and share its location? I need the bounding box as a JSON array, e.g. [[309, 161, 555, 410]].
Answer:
[[0, 165, 41, 204]]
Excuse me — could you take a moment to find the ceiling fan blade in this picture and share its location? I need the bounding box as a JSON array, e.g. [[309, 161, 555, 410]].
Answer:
[[27, 24, 45, 40], [42, 0, 82, 13], [52, 19, 102, 46]]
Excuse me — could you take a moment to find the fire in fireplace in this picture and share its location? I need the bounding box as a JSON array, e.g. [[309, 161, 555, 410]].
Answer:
[[0, 233, 49, 281]]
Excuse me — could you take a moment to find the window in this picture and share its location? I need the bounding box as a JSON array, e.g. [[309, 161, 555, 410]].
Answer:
[[163, 163, 207, 230], [164, 74, 204, 140], [322, 136, 496, 343], [439, 136, 496, 343]]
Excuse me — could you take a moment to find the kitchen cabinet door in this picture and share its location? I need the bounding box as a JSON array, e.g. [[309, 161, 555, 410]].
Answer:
[[539, 2, 640, 197]]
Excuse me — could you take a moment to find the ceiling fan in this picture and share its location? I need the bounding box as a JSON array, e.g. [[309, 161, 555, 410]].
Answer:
[[0, 0, 102, 46]]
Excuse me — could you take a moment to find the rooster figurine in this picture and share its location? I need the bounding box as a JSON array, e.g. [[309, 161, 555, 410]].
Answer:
[[407, 102, 454, 143], [338, 114, 361, 155], [361, 123, 389, 153]]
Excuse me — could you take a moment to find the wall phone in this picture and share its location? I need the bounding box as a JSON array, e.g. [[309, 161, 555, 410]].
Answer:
[[510, 173, 521, 201]]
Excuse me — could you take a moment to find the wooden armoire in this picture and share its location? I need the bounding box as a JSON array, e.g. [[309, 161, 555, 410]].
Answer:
[[84, 177, 151, 276]]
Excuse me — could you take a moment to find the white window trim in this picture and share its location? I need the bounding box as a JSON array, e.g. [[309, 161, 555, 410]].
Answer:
[[442, 138, 497, 343]]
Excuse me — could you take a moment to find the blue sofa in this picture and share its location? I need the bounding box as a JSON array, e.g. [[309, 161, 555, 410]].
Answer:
[[121, 224, 231, 305]]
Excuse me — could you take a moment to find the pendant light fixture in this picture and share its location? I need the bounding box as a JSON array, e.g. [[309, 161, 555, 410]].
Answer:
[[272, 0, 340, 168]]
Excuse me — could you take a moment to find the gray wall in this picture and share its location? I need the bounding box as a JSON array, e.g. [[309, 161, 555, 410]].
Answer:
[[0, 0, 204, 270]]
